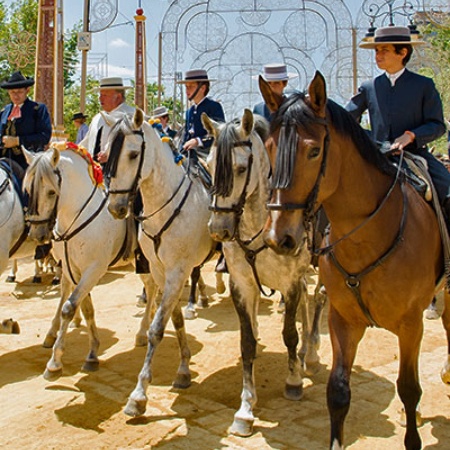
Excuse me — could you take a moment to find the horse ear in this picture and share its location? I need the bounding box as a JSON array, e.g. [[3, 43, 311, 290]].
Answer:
[[241, 109, 254, 135], [307, 71, 327, 117], [133, 108, 144, 128], [22, 146, 35, 166], [50, 146, 60, 168], [201, 112, 218, 138], [259, 75, 283, 113]]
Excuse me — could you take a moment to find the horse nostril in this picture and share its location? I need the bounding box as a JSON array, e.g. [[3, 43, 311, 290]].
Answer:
[[280, 235, 297, 251]]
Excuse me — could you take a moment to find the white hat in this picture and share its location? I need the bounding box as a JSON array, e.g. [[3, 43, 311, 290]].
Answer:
[[152, 106, 169, 118], [360, 25, 426, 49], [253, 63, 298, 81], [97, 76, 131, 90], [177, 69, 216, 84]]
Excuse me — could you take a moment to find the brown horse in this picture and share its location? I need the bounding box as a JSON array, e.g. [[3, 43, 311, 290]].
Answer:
[[260, 71, 450, 450]]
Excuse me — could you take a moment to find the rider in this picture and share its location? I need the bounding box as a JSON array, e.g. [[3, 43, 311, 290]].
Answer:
[[177, 69, 225, 162], [345, 25, 450, 220]]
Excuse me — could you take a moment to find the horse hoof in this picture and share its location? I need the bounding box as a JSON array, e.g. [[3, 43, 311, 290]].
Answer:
[[5, 275, 15, 283], [440, 367, 450, 384], [284, 383, 303, 401], [124, 398, 147, 417], [424, 307, 440, 320], [82, 360, 99, 372], [136, 297, 147, 308], [0, 319, 20, 334], [230, 417, 254, 437], [277, 301, 286, 314], [42, 335, 56, 348], [32, 276, 42, 284], [70, 318, 82, 328], [51, 277, 60, 286], [183, 307, 197, 320], [135, 334, 148, 347], [43, 367, 62, 381], [173, 373, 191, 389], [198, 296, 209, 308], [303, 360, 321, 376]]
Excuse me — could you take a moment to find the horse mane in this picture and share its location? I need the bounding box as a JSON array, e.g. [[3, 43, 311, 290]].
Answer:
[[24, 151, 60, 216], [271, 92, 397, 189], [212, 119, 240, 197], [104, 116, 132, 179]]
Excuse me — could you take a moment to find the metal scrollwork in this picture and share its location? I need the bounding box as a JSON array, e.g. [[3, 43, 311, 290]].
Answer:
[[89, 0, 118, 33]]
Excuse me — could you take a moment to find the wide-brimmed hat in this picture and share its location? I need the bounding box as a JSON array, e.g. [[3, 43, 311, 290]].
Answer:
[[177, 69, 215, 84], [360, 25, 426, 49], [0, 71, 35, 89], [152, 106, 169, 119], [97, 76, 131, 90], [72, 112, 87, 121], [253, 63, 298, 82]]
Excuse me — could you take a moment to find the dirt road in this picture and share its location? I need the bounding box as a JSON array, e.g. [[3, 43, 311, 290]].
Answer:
[[1, 257, 450, 449]]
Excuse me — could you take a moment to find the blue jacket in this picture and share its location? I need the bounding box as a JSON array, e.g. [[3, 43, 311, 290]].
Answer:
[[0, 97, 52, 151], [182, 97, 225, 153], [345, 69, 445, 151], [253, 101, 272, 122]]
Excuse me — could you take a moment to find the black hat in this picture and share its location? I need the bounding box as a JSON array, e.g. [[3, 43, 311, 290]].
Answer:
[[177, 69, 216, 84], [0, 71, 35, 89], [72, 112, 87, 121]]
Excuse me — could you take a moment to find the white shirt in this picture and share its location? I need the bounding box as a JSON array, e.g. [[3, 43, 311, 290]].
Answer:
[[385, 68, 405, 86], [82, 102, 136, 156]]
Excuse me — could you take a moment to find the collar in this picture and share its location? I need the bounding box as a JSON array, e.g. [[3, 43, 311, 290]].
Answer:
[[192, 96, 207, 108], [385, 68, 405, 86]]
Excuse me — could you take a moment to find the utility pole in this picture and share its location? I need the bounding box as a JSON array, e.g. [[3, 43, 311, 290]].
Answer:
[[79, 0, 91, 113], [134, 4, 147, 112]]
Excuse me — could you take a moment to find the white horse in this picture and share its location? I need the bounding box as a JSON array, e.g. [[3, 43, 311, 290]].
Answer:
[[104, 110, 218, 417], [0, 159, 57, 284], [23, 144, 155, 379], [202, 109, 326, 436]]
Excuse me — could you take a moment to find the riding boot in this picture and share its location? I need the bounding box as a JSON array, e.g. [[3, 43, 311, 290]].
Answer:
[[135, 245, 150, 274]]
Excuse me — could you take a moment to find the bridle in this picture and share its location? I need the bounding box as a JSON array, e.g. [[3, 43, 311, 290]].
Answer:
[[210, 138, 275, 297]]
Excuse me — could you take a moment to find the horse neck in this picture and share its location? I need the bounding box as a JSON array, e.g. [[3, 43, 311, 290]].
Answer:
[[57, 153, 103, 222], [139, 139, 191, 213], [322, 132, 403, 244]]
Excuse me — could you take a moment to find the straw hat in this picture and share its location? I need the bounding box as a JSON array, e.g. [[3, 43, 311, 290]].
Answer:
[[253, 63, 298, 81], [152, 106, 169, 119], [359, 25, 426, 49], [97, 76, 131, 90], [177, 69, 215, 84], [0, 71, 35, 89]]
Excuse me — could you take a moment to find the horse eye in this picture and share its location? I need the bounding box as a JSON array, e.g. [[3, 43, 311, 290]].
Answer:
[[237, 165, 247, 175], [48, 190, 56, 197], [129, 151, 139, 160], [308, 147, 321, 159]]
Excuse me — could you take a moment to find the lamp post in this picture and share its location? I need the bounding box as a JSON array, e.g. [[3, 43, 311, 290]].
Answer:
[[134, 4, 147, 112]]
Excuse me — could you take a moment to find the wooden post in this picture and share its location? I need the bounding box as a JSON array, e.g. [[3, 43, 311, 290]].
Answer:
[[35, 0, 56, 124], [134, 7, 147, 112]]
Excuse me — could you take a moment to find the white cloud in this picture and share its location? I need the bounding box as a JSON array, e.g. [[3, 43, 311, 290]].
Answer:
[[109, 38, 130, 49]]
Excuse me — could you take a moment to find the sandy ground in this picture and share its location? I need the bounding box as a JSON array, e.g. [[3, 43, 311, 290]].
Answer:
[[1, 256, 450, 449]]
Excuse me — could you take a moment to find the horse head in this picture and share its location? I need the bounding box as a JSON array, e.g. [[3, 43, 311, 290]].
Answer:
[[23, 146, 61, 244], [261, 71, 330, 256], [203, 109, 270, 242], [106, 109, 147, 220]]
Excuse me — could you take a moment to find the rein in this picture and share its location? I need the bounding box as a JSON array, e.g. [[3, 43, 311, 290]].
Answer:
[[211, 138, 275, 297]]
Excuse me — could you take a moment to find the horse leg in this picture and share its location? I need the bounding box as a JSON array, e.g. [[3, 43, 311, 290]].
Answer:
[[124, 279, 186, 417], [43, 274, 71, 348], [215, 271, 226, 295], [171, 301, 192, 388], [229, 278, 259, 437], [440, 289, 450, 384], [396, 320, 423, 450], [5, 259, 18, 283], [32, 258, 43, 284], [184, 266, 200, 320], [327, 304, 365, 450], [277, 294, 286, 313], [197, 273, 209, 308], [303, 280, 327, 375], [70, 306, 82, 328], [424, 295, 439, 320], [80, 293, 100, 372], [282, 280, 304, 401], [135, 273, 158, 347]]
